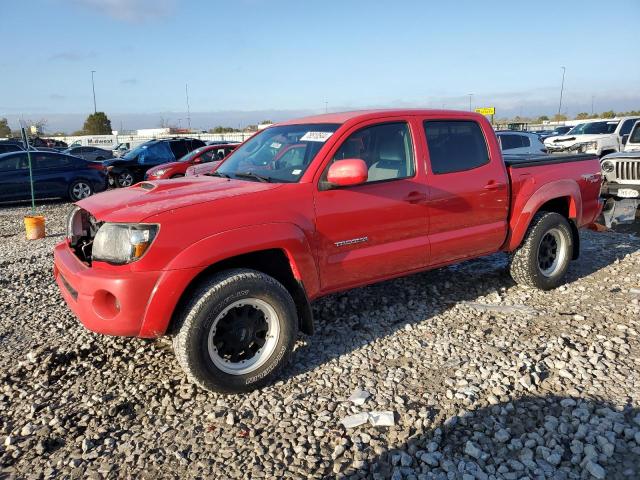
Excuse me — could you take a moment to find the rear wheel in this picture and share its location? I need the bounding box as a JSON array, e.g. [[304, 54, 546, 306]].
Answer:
[[509, 212, 573, 290], [172, 269, 298, 393], [68, 180, 94, 201], [115, 170, 134, 187]]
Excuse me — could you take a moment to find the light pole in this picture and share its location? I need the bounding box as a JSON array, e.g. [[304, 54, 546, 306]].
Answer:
[[591, 95, 594, 116], [185, 84, 191, 131], [468, 93, 473, 112], [557, 66, 566, 116], [324, 101, 328, 113], [91, 70, 97, 113]]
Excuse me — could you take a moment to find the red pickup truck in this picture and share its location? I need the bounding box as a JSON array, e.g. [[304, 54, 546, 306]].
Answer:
[[54, 110, 603, 393]]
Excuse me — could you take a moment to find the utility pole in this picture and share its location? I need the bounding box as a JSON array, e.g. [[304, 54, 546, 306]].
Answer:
[[468, 93, 473, 112], [558, 66, 566, 116], [185, 84, 191, 131], [591, 95, 594, 116], [91, 70, 97, 113]]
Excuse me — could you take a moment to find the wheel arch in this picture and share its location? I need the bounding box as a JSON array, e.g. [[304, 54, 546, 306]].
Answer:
[[506, 180, 582, 259], [140, 224, 320, 337]]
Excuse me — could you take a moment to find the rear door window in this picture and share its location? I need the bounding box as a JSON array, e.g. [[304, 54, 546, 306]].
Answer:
[[139, 142, 175, 165], [34, 153, 70, 169], [424, 121, 489, 173], [169, 141, 189, 159]]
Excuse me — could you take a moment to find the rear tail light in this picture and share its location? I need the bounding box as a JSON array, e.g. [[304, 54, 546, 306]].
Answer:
[[88, 163, 106, 171]]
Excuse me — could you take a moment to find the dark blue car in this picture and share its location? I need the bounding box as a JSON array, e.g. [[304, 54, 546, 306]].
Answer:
[[0, 151, 108, 202]]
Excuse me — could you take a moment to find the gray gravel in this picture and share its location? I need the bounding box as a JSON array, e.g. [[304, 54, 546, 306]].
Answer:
[[1, 200, 639, 479]]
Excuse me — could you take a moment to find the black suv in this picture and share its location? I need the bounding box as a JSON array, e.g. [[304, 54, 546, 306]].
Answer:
[[107, 138, 205, 187]]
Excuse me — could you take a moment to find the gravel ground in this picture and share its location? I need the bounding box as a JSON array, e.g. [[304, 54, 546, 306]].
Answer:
[[1, 200, 639, 479]]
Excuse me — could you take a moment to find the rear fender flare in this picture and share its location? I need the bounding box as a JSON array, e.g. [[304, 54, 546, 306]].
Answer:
[[506, 179, 582, 252]]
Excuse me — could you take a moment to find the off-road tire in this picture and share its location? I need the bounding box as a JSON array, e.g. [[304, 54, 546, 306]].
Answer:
[[172, 269, 298, 394], [509, 212, 573, 290]]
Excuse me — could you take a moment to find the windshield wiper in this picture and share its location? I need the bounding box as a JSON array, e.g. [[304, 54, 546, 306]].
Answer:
[[206, 171, 231, 178], [234, 171, 272, 183]]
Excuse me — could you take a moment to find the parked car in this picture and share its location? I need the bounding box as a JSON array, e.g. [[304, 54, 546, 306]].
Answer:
[[545, 117, 640, 156], [106, 138, 206, 187], [0, 151, 108, 202], [63, 146, 114, 161], [205, 140, 237, 145], [55, 109, 603, 394], [496, 131, 547, 154], [145, 144, 238, 180]]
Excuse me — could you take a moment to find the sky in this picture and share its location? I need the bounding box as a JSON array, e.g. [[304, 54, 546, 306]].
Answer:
[[1, 0, 639, 132]]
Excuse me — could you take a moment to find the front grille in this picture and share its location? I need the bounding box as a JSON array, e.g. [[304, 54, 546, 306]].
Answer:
[[615, 161, 640, 181]]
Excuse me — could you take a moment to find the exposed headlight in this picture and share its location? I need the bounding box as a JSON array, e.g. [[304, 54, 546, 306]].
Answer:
[[579, 141, 598, 152], [601, 161, 615, 173], [151, 169, 166, 177], [92, 223, 159, 265]]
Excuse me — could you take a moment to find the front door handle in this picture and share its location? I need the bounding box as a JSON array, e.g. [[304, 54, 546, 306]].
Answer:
[[404, 191, 428, 204], [483, 181, 506, 190]]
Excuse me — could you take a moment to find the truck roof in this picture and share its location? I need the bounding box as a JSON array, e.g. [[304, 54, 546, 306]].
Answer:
[[277, 109, 482, 125]]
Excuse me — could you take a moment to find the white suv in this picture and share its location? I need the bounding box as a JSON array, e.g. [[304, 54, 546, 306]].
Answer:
[[545, 117, 639, 157]]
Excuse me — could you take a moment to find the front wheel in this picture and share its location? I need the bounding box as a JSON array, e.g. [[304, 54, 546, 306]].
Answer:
[[115, 170, 134, 188], [509, 212, 573, 290], [172, 269, 298, 393]]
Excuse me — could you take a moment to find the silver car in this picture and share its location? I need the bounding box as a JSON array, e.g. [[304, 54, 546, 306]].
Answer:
[[63, 146, 113, 161]]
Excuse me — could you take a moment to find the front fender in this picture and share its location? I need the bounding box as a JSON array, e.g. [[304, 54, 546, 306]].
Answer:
[[165, 222, 321, 298], [505, 179, 582, 252], [137, 223, 320, 337]]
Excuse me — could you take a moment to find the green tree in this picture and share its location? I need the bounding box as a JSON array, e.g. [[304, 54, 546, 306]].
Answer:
[[208, 126, 237, 134], [600, 110, 616, 119], [81, 112, 112, 135], [537, 115, 549, 123], [575, 112, 590, 120], [0, 117, 11, 138], [259, 120, 273, 125], [552, 114, 568, 122]]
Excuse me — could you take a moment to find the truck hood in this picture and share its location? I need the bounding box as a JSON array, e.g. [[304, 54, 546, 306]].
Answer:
[[544, 133, 613, 147], [77, 177, 283, 222]]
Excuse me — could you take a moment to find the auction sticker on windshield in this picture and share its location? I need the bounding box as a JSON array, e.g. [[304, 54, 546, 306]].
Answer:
[[301, 131, 333, 142]]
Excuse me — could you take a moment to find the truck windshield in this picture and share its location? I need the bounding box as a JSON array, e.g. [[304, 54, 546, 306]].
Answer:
[[630, 123, 640, 143], [568, 121, 619, 135], [216, 123, 340, 183]]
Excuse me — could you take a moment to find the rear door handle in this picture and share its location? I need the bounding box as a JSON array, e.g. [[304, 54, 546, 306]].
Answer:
[[404, 191, 428, 204], [483, 181, 506, 190]]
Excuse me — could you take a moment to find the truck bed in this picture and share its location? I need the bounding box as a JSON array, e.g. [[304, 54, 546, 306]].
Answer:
[[503, 153, 595, 168]]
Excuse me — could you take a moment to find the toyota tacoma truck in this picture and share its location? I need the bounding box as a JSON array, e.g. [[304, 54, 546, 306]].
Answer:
[[54, 110, 603, 393], [544, 117, 639, 156]]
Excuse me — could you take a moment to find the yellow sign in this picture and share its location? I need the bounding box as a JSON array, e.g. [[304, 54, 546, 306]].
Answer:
[[475, 107, 495, 115]]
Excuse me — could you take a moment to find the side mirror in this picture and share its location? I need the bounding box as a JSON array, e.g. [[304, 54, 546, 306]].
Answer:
[[622, 134, 629, 145], [326, 159, 368, 187]]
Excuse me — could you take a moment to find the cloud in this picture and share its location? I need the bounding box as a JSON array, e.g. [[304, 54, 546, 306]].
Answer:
[[49, 50, 96, 62], [121, 78, 138, 85], [70, 0, 175, 22]]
